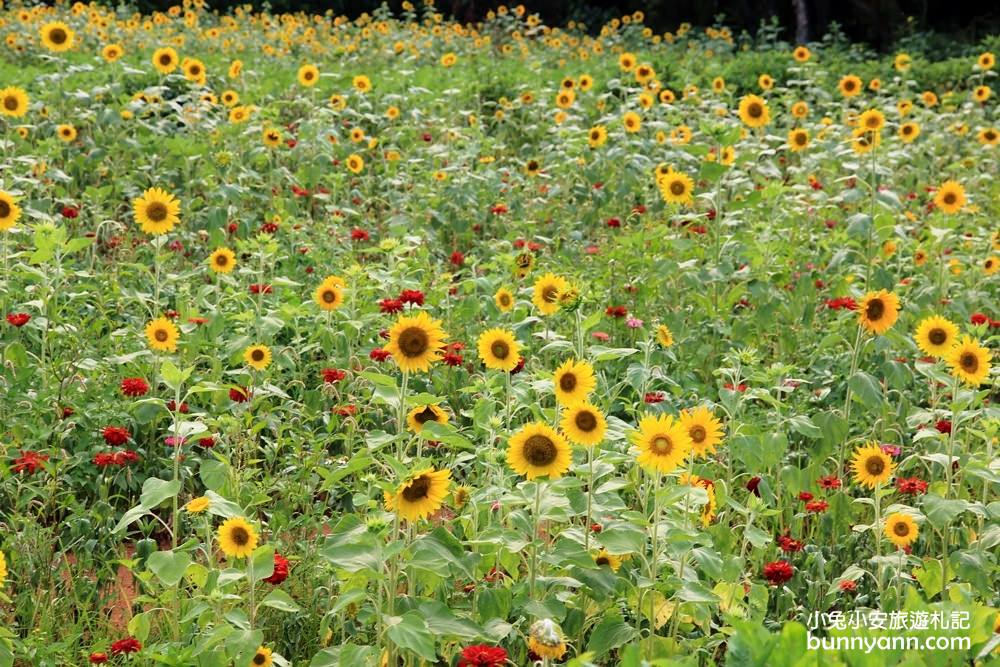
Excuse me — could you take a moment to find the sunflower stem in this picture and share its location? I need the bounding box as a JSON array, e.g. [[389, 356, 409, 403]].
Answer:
[[941, 375, 961, 588], [529, 480, 543, 600], [397, 370, 409, 458], [647, 471, 662, 653], [584, 446, 594, 552]]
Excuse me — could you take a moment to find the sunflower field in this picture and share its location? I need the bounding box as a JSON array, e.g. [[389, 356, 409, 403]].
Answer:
[[0, 1, 999, 666]]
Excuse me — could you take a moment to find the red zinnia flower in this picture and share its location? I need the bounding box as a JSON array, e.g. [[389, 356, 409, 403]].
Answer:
[[379, 298, 404, 314], [249, 284, 272, 294], [763, 560, 794, 586], [606, 217, 621, 228], [817, 475, 841, 490], [777, 535, 805, 553], [198, 436, 216, 448], [839, 580, 857, 592], [12, 450, 49, 474], [89, 653, 109, 664], [109, 638, 141, 655], [399, 289, 425, 306], [606, 305, 628, 318], [370, 349, 391, 362], [934, 419, 952, 434], [895, 477, 928, 495], [321, 368, 346, 383], [229, 386, 251, 403], [350, 228, 370, 241], [644, 391, 665, 404], [6, 312, 30, 327], [102, 426, 130, 446], [970, 312, 988, 325], [166, 400, 189, 413], [457, 645, 508, 667], [263, 553, 290, 585], [61, 206, 79, 218], [798, 491, 814, 502], [509, 356, 526, 374], [443, 352, 464, 367], [120, 377, 149, 397], [450, 251, 465, 266], [805, 500, 829, 513], [746, 476, 762, 496]]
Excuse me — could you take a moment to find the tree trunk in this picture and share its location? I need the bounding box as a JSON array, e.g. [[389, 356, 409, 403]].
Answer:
[[793, 0, 810, 43]]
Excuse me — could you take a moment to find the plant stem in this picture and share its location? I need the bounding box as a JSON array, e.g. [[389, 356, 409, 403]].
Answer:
[[529, 480, 543, 600]]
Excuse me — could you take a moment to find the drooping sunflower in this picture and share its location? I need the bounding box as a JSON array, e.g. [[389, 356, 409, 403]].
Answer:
[[313, 282, 344, 311], [858, 290, 900, 335], [383, 311, 448, 373], [145, 317, 179, 352], [40, 22, 75, 52], [934, 181, 965, 214], [507, 422, 572, 480], [946, 335, 991, 386], [587, 125, 607, 148], [737, 94, 770, 128], [493, 287, 515, 312], [632, 414, 692, 474], [0, 87, 29, 118], [838, 74, 862, 97], [249, 646, 273, 667], [679, 406, 725, 457], [656, 324, 674, 348], [217, 517, 259, 559], [133, 187, 180, 235], [528, 620, 567, 661], [406, 404, 448, 433], [243, 344, 272, 371], [657, 167, 694, 205], [560, 401, 607, 446], [679, 473, 717, 526], [884, 513, 918, 548], [152, 47, 179, 74], [384, 467, 451, 521], [593, 549, 622, 572], [208, 247, 236, 274], [913, 315, 959, 358], [477, 328, 521, 371], [532, 272, 568, 316], [787, 128, 809, 152], [552, 358, 597, 406], [297, 64, 319, 87], [851, 442, 895, 489], [898, 122, 920, 142], [0, 191, 22, 231]]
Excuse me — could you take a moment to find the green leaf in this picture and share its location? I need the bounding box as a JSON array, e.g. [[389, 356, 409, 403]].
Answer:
[[912, 558, 944, 599], [260, 589, 301, 613], [386, 612, 437, 661], [586, 613, 638, 659], [848, 371, 883, 409], [139, 477, 181, 509], [160, 361, 193, 393], [588, 346, 639, 362], [249, 544, 275, 581], [597, 523, 646, 555], [147, 550, 192, 586]]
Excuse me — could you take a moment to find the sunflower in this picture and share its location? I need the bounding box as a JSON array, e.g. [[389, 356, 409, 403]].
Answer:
[[657, 167, 694, 205], [977, 127, 999, 146], [934, 181, 965, 214], [383, 311, 448, 373], [40, 22, 75, 52], [406, 404, 448, 433], [297, 64, 319, 87], [593, 549, 622, 572], [507, 422, 572, 480], [913, 315, 958, 358], [670, 125, 692, 145], [528, 620, 567, 660], [352, 75, 371, 92], [243, 344, 272, 371], [145, 317, 179, 352], [208, 247, 236, 274], [791, 101, 808, 119], [985, 256, 1000, 275], [560, 402, 607, 446], [133, 187, 180, 235], [679, 473, 717, 526], [384, 467, 451, 521], [55, 124, 76, 142], [787, 129, 809, 152], [221, 90, 239, 107], [102, 43, 123, 62], [555, 90, 575, 109], [738, 94, 770, 128], [858, 109, 885, 132], [894, 53, 911, 71], [552, 358, 596, 406], [343, 153, 364, 174], [183, 58, 206, 84], [851, 442, 895, 489], [313, 282, 344, 311], [921, 91, 938, 107], [623, 111, 642, 133], [884, 513, 918, 548], [974, 85, 992, 103], [656, 324, 673, 348], [632, 414, 692, 474], [249, 646, 273, 667], [0, 87, 28, 118], [587, 125, 607, 148], [229, 106, 251, 124], [914, 248, 928, 266], [851, 127, 881, 154], [979, 52, 996, 70], [217, 517, 259, 559], [792, 45, 810, 62], [532, 273, 567, 316], [152, 47, 179, 74], [679, 407, 724, 457], [262, 128, 281, 148], [898, 122, 920, 142], [0, 191, 22, 231], [524, 159, 541, 176], [947, 335, 991, 386], [185, 496, 210, 513], [838, 74, 862, 97], [858, 290, 900, 335], [477, 328, 521, 371], [494, 287, 515, 312]]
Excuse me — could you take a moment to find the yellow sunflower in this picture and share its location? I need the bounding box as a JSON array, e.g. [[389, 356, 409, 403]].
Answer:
[[152, 47, 179, 74], [977, 127, 999, 145], [858, 290, 900, 335], [792, 45, 810, 62], [657, 167, 694, 205], [898, 122, 920, 142], [0, 551, 6, 587], [623, 111, 642, 133], [249, 646, 273, 667], [217, 517, 259, 559], [0, 87, 29, 117], [679, 473, 717, 526], [57, 124, 76, 142], [851, 442, 895, 489], [838, 74, 862, 97], [346, 154, 364, 174], [858, 109, 885, 132], [507, 422, 572, 480], [632, 414, 692, 474], [985, 256, 999, 275], [477, 328, 521, 371], [313, 282, 344, 311], [913, 315, 958, 358], [102, 43, 123, 62], [384, 467, 451, 521], [593, 549, 622, 572], [208, 247, 236, 274], [560, 401, 607, 446], [0, 190, 22, 231], [679, 406, 724, 457], [791, 101, 809, 119], [183, 58, 207, 84], [656, 324, 674, 348], [145, 317, 179, 352], [884, 513, 919, 548], [552, 358, 596, 406], [934, 181, 965, 214], [494, 287, 515, 312], [406, 404, 449, 433], [947, 336, 991, 386], [185, 496, 210, 513], [243, 344, 272, 371], [787, 128, 809, 152], [383, 311, 448, 373], [262, 128, 281, 148], [40, 22, 75, 52], [587, 125, 607, 148], [532, 272, 568, 316], [738, 94, 770, 128], [352, 74, 371, 92], [133, 187, 181, 235], [221, 90, 239, 107], [978, 52, 996, 70], [297, 64, 319, 87]]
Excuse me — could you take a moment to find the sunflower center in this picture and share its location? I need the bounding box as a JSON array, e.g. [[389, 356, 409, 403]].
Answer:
[[251, 349, 265, 362], [845, 81, 856, 91], [154, 328, 169, 342], [574, 410, 597, 432], [942, 193, 956, 205], [865, 298, 885, 321], [145, 201, 168, 223], [159, 54, 172, 65], [747, 102, 762, 118], [595, 556, 609, 566], [928, 328, 947, 345], [864, 456, 885, 476], [321, 288, 336, 303], [49, 28, 68, 44], [523, 434, 557, 466], [527, 160, 538, 171], [591, 130, 599, 140], [397, 326, 429, 357], [670, 180, 686, 195], [3, 95, 17, 111], [903, 125, 913, 135], [960, 352, 978, 372], [0, 200, 10, 217], [794, 132, 806, 145], [651, 435, 673, 455], [253, 654, 266, 666], [230, 526, 250, 546], [414, 407, 437, 424], [559, 372, 577, 392], [689, 425, 706, 443], [401, 475, 431, 502], [305, 71, 314, 80], [542, 286, 558, 303], [215, 254, 228, 266], [490, 340, 510, 359], [500, 294, 511, 306], [892, 521, 910, 537], [987, 131, 996, 141], [190, 65, 201, 76]]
